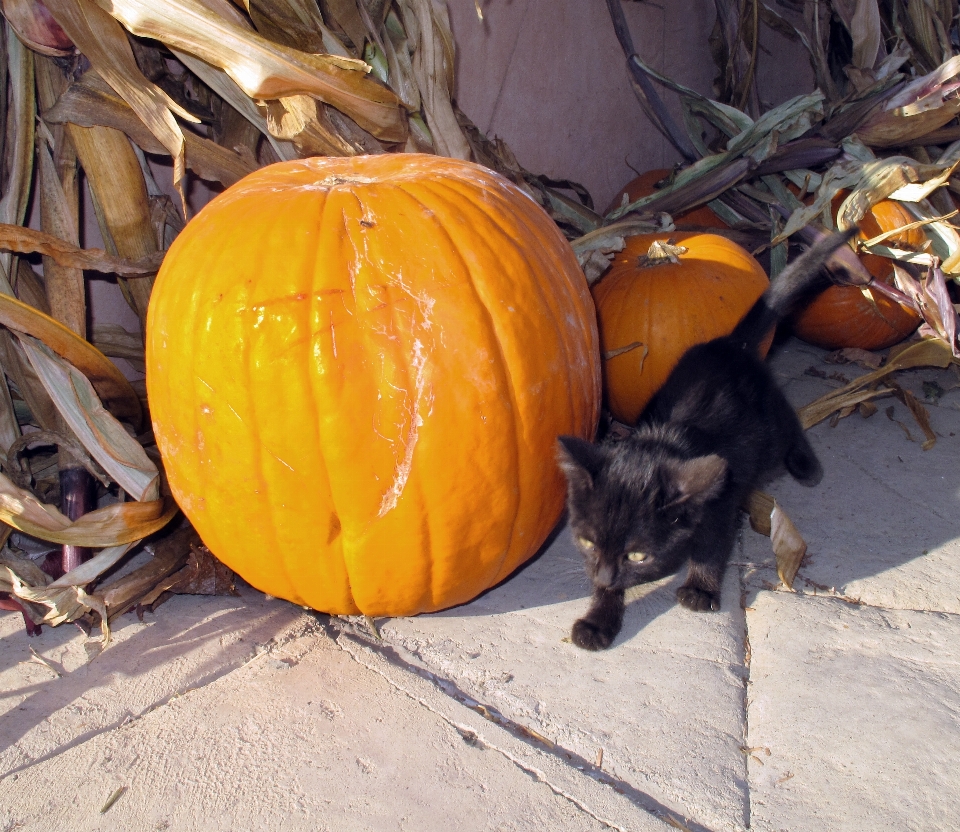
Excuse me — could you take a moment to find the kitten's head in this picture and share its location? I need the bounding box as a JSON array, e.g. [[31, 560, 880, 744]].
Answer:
[[556, 435, 728, 589]]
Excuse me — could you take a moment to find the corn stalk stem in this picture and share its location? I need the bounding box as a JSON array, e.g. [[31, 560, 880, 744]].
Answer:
[[59, 459, 96, 572], [603, 0, 699, 162]]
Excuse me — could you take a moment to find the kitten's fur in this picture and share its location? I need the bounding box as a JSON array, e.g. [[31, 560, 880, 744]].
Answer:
[[558, 230, 856, 650]]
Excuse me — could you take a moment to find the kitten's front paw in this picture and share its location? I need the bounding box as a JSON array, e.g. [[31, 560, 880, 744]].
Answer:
[[677, 584, 720, 612], [571, 618, 616, 651]]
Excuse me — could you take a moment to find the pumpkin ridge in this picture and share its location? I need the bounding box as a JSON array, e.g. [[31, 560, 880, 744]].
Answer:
[[400, 179, 522, 599], [244, 215, 302, 607], [312, 185, 391, 613], [361, 193, 435, 613], [468, 188, 589, 583], [449, 176, 574, 585], [302, 190, 352, 612]]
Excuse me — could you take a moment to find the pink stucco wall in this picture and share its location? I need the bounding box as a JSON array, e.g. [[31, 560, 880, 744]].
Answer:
[[449, 0, 813, 211]]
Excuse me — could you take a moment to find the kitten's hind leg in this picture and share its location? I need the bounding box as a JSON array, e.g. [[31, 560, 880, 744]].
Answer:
[[771, 390, 823, 485], [785, 433, 823, 485], [572, 587, 625, 650]]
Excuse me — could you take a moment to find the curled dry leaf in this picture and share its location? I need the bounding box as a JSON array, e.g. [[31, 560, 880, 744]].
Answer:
[[98, 526, 198, 619], [571, 218, 664, 284], [798, 338, 960, 430], [139, 542, 237, 607], [0, 291, 143, 427], [0, 0, 75, 56], [0, 222, 163, 277], [44, 73, 258, 187], [0, 24, 36, 289], [96, 0, 408, 142], [0, 471, 176, 546], [43, 0, 194, 208], [19, 337, 157, 500], [854, 55, 960, 147], [743, 490, 807, 590]]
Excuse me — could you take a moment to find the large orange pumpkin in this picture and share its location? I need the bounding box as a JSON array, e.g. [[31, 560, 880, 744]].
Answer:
[[592, 232, 770, 424], [146, 154, 601, 617], [790, 194, 923, 350], [605, 168, 727, 229]]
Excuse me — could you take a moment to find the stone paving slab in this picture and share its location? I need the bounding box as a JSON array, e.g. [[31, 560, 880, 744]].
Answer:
[[0, 589, 304, 778], [0, 620, 670, 832], [765, 339, 960, 614], [745, 589, 960, 831], [372, 527, 750, 832]]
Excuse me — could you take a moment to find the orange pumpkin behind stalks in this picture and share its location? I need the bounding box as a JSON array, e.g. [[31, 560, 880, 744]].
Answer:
[[146, 154, 601, 617], [789, 194, 923, 350], [592, 232, 771, 424], [605, 168, 728, 229]]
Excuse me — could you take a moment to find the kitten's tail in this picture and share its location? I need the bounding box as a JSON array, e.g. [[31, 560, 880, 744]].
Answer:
[[731, 227, 859, 352]]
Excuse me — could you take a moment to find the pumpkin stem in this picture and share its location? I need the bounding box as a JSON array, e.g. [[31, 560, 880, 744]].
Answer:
[[638, 240, 688, 267]]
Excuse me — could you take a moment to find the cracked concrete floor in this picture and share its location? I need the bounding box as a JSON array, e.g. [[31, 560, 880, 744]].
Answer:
[[2, 338, 960, 832]]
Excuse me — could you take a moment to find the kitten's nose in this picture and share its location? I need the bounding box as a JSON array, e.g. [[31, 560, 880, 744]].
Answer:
[[595, 562, 617, 588]]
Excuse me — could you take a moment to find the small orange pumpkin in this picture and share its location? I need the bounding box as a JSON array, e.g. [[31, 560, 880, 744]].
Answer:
[[790, 194, 923, 350], [146, 154, 601, 617], [605, 168, 727, 229], [592, 232, 771, 424]]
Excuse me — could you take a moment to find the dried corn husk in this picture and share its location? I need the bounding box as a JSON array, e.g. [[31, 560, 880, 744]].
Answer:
[[743, 490, 808, 589], [92, 0, 406, 141], [798, 338, 960, 429], [0, 291, 143, 425]]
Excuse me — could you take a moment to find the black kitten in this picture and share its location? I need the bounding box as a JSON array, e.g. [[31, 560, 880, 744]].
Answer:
[[558, 230, 856, 650]]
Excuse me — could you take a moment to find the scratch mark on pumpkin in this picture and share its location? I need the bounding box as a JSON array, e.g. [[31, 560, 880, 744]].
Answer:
[[264, 447, 296, 473], [378, 339, 432, 517]]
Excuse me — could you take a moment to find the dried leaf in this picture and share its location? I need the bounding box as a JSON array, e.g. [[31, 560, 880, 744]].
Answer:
[[823, 347, 885, 369], [401, 0, 469, 158], [91, 324, 144, 369], [99, 786, 126, 814], [43, 0, 193, 208], [259, 95, 362, 155], [18, 337, 157, 499], [383, 8, 420, 111], [0, 25, 36, 290], [172, 49, 297, 162], [44, 72, 257, 187], [47, 542, 135, 588], [161, 543, 236, 596], [832, 0, 882, 70], [95, 0, 407, 142], [37, 131, 85, 337], [890, 382, 938, 450], [245, 0, 348, 55], [1, 0, 75, 56], [0, 470, 175, 545], [0, 290, 143, 427], [97, 527, 199, 618], [798, 338, 959, 429], [771, 502, 807, 589], [744, 489, 774, 535], [743, 490, 807, 589], [0, 331, 60, 431], [888, 262, 959, 353], [0, 222, 163, 277], [855, 55, 960, 146]]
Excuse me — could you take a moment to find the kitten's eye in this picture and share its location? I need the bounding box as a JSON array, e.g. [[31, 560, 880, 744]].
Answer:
[[577, 536, 595, 551], [627, 551, 648, 562]]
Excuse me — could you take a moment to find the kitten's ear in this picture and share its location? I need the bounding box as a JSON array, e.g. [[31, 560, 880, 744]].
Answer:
[[670, 454, 728, 505], [556, 436, 605, 490]]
